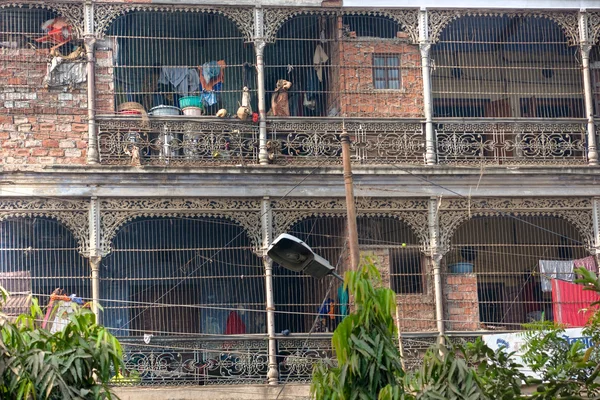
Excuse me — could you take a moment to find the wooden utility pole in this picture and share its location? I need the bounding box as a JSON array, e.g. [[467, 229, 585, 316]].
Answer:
[[340, 127, 360, 270]]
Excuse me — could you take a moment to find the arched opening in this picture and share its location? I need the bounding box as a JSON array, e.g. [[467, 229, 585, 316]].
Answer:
[[265, 14, 421, 118], [273, 215, 422, 334], [0, 217, 90, 314], [443, 215, 589, 331], [100, 216, 265, 337], [432, 16, 583, 118], [106, 11, 256, 115]]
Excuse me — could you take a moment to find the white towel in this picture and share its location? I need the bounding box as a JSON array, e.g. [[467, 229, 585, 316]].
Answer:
[[538, 260, 574, 292]]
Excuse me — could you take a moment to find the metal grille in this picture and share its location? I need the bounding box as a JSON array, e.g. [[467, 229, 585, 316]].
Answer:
[[591, 46, 600, 116], [267, 119, 424, 165], [442, 215, 588, 331], [431, 16, 584, 118], [0, 217, 90, 309], [106, 11, 256, 117], [435, 119, 587, 165], [100, 217, 265, 337], [97, 116, 259, 166], [118, 336, 268, 385], [0, 7, 86, 115], [265, 14, 422, 118], [273, 215, 423, 334]]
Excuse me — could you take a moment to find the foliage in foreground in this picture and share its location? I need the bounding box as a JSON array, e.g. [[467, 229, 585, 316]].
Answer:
[[311, 263, 600, 400], [0, 289, 123, 400], [311, 260, 406, 400]]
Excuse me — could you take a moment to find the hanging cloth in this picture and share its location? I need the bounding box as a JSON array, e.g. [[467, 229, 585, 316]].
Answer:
[[552, 278, 600, 327], [338, 286, 349, 317], [225, 311, 246, 335], [573, 256, 597, 273], [158, 67, 199, 97], [313, 44, 329, 83], [538, 260, 574, 292], [270, 79, 292, 116], [198, 60, 226, 92]]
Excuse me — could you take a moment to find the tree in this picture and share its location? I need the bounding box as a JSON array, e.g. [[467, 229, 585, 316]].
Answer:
[[0, 288, 123, 400], [310, 260, 407, 400]]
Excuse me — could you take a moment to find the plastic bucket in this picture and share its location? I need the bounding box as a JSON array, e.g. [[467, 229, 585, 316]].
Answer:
[[448, 262, 474, 274], [119, 110, 142, 116], [182, 106, 203, 116], [149, 105, 181, 116], [179, 96, 202, 109]]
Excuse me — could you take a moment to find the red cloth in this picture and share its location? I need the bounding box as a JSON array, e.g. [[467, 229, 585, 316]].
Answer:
[[552, 279, 600, 327], [225, 311, 246, 335]]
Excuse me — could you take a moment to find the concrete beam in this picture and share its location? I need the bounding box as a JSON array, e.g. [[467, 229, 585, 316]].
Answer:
[[2, 165, 600, 198], [113, 384, 309, 400]]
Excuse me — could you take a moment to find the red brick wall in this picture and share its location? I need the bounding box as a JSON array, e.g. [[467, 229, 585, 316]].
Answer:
[[95, 50, 115, 114], [336, 40, 423, 118], [444, 274, 480, 331], [361, 248, 436, 332], [0, 48, 88, 165], [0, 49, 114, 166]]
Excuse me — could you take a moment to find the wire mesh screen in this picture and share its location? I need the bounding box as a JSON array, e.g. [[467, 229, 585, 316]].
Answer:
[[591, 46, 600, 117], [442, 215, 589, 331], [0, 7, 86, 115], [431, 16, 584, 118], [106, 11, 256, 117], [264, 14, 422, 118], [100, 217, 265, 337], [273, 215, 423, 334], [0, 217, 90, 312]]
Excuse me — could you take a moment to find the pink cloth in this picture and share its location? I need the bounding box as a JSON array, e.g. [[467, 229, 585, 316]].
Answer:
[[573, 256, 597, 273], [552, 279, 600, 327]]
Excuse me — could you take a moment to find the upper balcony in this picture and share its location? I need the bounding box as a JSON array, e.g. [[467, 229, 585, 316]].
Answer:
[[1, 5, 599, 168]]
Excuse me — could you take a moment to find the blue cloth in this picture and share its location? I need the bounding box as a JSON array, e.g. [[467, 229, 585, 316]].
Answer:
[[200, 82, 222, 107], [202, 61, 221, 83], [338, 287, 349, 317], [318, 298, 334, 316]]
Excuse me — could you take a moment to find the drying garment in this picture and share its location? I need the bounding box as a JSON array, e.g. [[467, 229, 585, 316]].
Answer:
[[574, 256, 597, 273], [539, 260, 574, 292], [225, 311, 246, 335], [201, 309, 228, 334], [552, 278, 600, 327], [338, 286, 349, 317], [202, 61, 220, 84], [313, 44, 329, 82], [198, 60, 226, 92], [270, 80, 292, 116], [158, 67, 199, 97], [318, 298, 335, 319], [44, 57, 86, 87]]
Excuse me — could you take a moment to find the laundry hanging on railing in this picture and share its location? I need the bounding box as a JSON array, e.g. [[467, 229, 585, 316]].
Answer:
[[198, 60, 226, 107], [538, 260, 574, 292], [158, 67, 200, 97], [552, 278, 600, 327], [573, 256, 597, 273]]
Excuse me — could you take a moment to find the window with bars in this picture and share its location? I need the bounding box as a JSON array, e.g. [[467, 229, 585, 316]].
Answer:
[[372, 54, 401, 90]]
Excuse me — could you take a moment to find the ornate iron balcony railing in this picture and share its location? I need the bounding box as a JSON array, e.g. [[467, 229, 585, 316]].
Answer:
[[97, 116, 590, 167], [435, 119, 588, 165], [98, 117, 259, 167]]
